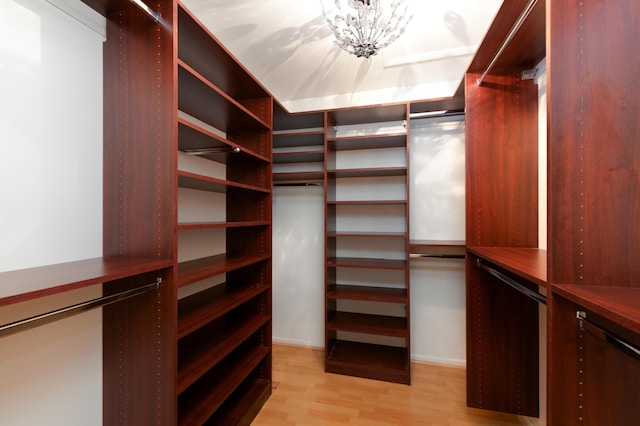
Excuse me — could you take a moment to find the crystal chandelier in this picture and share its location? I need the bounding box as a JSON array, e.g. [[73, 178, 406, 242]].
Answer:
[[321, 0, 413, 59]]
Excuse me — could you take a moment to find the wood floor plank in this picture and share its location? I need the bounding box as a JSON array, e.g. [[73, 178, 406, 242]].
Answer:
[[251, 344, 525, 425]]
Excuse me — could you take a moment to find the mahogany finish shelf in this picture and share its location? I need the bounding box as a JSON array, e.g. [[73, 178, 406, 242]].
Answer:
[[326, 340, 409, 384], [466, 247, 547, 287], [328, 312, 408, 337], [177, 221, 270, 231], [0, 257, 172, 307], [327, 257, 407, 270], [326, 133, 407, 151], [327, 284, 407, 304], [327, 166, 407, 178], [177, 253, 271, 288], [178, 314, 270, 392], [178, 346, 270, 425], [325, 103, 411, 385], [178, 282, 270, 338], [178, 171, 270, 194]]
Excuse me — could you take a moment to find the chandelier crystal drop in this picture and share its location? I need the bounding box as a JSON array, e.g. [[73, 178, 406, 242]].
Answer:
[[321, 0, 413, 58]]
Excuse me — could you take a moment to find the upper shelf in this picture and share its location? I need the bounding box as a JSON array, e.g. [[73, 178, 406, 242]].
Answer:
[[178, 63, 271, 133], [552, 284, 640, 336], [327, 104, 407, 126], [327, 133, 407, 151], [467, 0, 546, 74], [177, 4, 270, 105], [467, 246, 547, 287], [0, 256, 173, 307]]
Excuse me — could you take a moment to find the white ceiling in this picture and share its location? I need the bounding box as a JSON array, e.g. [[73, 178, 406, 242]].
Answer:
[[181, 0, 504, 113]]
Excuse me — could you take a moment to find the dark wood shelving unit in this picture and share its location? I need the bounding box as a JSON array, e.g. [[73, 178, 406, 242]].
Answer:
[[324, 104, 411, 385], [272, 102, 325, 185], [466, 0, 640, 423], [174, 3, 272, 424]]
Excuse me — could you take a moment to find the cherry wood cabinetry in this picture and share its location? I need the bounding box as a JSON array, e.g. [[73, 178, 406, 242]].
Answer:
[[324, 104, 411, 384], [466, 0, 640, 423], [273, 102, 325, 185], [175, 4, 272, 424]]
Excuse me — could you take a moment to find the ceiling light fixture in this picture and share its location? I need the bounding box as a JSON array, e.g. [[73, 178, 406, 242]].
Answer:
[[321, 0, 413, 59]]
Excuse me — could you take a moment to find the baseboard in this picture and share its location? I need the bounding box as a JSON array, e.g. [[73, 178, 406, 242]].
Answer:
[[272, 337, 323, 349], [410, 354, 466, 368]]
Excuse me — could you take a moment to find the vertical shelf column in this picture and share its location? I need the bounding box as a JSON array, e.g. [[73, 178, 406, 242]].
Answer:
[[100, 0, 177, 424], [324, 104, 411, 385]]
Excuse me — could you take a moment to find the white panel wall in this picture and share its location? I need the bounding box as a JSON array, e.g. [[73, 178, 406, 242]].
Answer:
[[409, 116, 467, 365], [0, 0, 104, 424], [272, 186, 325, 347]]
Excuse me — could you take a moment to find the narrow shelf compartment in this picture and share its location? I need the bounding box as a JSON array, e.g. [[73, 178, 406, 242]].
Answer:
[[273, 150, 324, 164], [177, 253, 270, 288], [178, 345, 270, 425], [466, 246, 547, 287], [551, 284, 640, 336], [178, 62, 270, 133], [178, 281, 269, 339], [327, 257, 407, 270], [328, 231, 407, 239], [0, 256, 172, 307], [327, 200, 407, 206], [203, 378, 271, 426], [327, 166, 407, 178], [273, 171, 324, 183], [178, 170, 270, 194], [327, 284, 407, 304], [177, 5, 270, 107], [178, 314, 270, 393], [273, 131, 324, 148], [326, 340, 409, 384], [328, 312, 408, 337], [327, 133, 407, 151], [327, 104, 407, 126], [178, 118, 269, 164]]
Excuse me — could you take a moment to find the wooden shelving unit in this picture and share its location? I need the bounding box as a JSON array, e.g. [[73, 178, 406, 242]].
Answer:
[[272, 102, 325, 185], [324, 104, 411, 385], [466, 0, 640, 423], [174, 3, 272, 424]]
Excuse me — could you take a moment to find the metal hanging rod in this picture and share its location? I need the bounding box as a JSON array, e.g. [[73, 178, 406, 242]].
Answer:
[[409, 110, 465, 120], [476, 0, 540, 86], [410, 253, 465, 259], [273, 182, 323, 187], [184, 147, 241, 156], [0, 278, 162, 339], [577, 311, 640, 361], [477, 259, 546, 305]]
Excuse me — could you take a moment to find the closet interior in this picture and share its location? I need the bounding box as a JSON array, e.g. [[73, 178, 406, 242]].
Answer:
[[2, 0, 640, 424]]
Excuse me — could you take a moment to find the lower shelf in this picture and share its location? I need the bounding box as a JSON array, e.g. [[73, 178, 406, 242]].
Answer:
[[178, 345, 270, 425], [204, 378, 272, 426], [326, 340, 410, 385]]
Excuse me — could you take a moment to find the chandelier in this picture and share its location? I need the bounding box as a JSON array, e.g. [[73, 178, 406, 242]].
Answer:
[[321, 0, 413, 59]]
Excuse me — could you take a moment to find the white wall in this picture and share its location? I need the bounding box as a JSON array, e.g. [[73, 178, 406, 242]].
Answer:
[[409, 116, 467, 365], [272, 186, 325, 347], [0, 0, 104, 424]]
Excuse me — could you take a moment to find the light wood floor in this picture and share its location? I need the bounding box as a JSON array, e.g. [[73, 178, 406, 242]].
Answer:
[[252, 344, 523, 425]]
